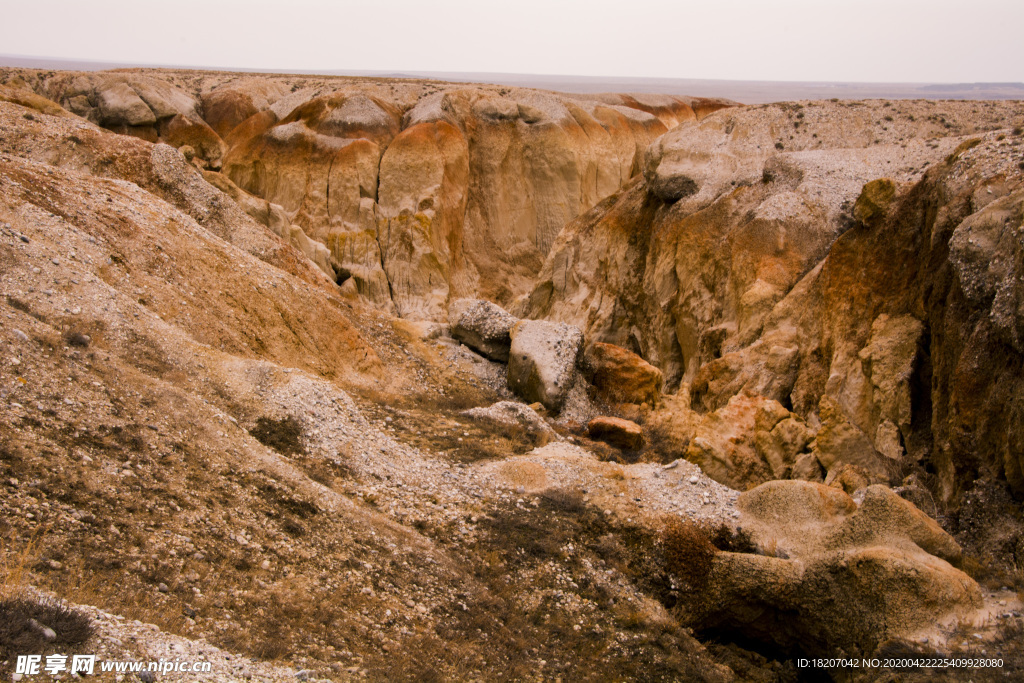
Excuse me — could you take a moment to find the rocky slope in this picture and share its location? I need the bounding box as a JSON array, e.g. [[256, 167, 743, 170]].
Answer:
[[1, 72, 1023, 682]]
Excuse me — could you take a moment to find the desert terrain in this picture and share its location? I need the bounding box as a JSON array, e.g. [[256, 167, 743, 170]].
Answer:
[[1, 67, 1023, 682]]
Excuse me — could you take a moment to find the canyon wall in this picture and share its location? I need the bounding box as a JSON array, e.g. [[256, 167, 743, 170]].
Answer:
[[521, 98, 1024, 501]]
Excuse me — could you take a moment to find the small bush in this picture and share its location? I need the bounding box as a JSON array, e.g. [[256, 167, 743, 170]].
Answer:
[[708, 524, 757, 554], [0, 596, 94, 659], [661, 518, 716, 586], [761, 169, 775, 184], [250, 416, 304, 455], [64, 331, 90, 347], [774, 142, 784, 150]]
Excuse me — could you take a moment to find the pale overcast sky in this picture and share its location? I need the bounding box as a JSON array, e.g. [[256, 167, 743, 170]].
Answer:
[[4, 0, 1023, 83]]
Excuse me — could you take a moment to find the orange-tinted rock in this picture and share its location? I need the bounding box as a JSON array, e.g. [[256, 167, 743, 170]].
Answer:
[[582, 341, 663, 405], [160, 114, 228, 169], [588, 416, 644, 450]]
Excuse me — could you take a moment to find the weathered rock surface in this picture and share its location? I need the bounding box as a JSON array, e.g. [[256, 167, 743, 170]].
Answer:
[[12, 69, 735, 319], [202, 170, 339, 280], [682, 481, 980, 655], [587, 416, 644, 450], [377, 120, 471, 318], [507, 320, 584, 411], [1, 69, 1021, 680], [582, 341, 663, 406], [38, 73, 228, 168], [448, 298, 517, 362], [645, 391, 817, 490], [523, 98, 1024, 502]]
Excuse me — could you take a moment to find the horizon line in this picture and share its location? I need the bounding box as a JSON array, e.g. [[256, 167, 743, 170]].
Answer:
[[2, 53, 1024, 89]]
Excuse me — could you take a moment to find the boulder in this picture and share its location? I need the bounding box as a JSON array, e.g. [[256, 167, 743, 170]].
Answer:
[[461, 401, 555, 444], [507, 320, 584, 412], [448, 299, 518, 362], [582, 342, 663, 406], [680, 481, 981, 657], [587, 416, 644, 450]]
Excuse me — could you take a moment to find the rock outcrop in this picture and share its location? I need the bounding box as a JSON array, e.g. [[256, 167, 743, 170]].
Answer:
[[197, 77, 729, 317], [681, 481, 980, 656], [39, 73, 228, 168], [2, 66, 1021, 680], [523, 98, 1024, 501], [14, 69, 736, 320]]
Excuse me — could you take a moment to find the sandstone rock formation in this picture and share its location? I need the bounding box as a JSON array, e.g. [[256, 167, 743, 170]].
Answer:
[[682, 481, 980, 656], [582, 341, 664, 406], [523, 98, 1024, 501], [1, 65, 1022, 681], [10, 68, 736, 321], [202, 169, 339, 280], [507, 319, 584, 411], [65, 71, 721, 318], [38, 73, 227, 168], [587, 416, 644, 450]]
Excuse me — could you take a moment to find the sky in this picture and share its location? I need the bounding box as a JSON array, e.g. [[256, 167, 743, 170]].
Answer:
[[3, 0, 1023, 84]]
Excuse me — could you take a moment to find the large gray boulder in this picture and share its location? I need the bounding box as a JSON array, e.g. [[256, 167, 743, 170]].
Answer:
[[449, 299, 517, 362], [507, 320, 584, 412]]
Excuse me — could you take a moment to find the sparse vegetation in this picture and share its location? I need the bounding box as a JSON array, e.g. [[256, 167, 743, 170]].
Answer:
[[249, 416, 305, 455], [661, 518, 716, 586], [63, 330, 90, 347], [0, 597, 94, 677]]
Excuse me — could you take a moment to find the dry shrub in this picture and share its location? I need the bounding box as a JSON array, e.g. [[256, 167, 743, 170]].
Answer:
[[249, 416, 304, 455], [0, 596, 94, 655], [63, 330, 91, 347], [661, 518, 716, 586], [708, 524, 757, 554]]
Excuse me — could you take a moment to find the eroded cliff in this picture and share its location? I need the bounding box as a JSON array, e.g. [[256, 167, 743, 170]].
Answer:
[[17, 69, 730, 320], [522, 97, 1024, 503]]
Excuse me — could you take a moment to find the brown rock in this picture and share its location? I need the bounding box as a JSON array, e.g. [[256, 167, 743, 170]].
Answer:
[[582, 342, 663, 406], [587, 416, 644, 451]]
